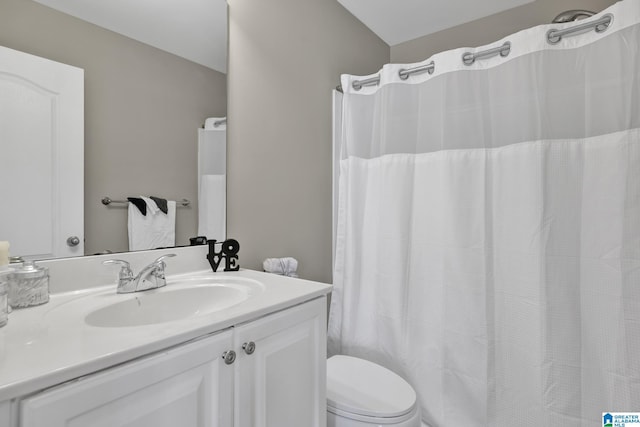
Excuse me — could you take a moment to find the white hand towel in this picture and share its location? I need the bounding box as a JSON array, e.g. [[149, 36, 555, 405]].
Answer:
[[263, 257, 298, 278], [198, 174, 226, 241], [128, 200, 176, 251]]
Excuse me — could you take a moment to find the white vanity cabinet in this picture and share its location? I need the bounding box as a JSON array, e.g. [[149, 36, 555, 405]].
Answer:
[[0, 400, 7, 421], [20, 329, 235, 427], [234, 296, 326, 427], [18, 297, 326, 427], [1, 399, 15, 425]]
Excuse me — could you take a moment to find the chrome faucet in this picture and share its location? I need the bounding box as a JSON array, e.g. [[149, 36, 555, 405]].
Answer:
[[103, 254, 176, 294]]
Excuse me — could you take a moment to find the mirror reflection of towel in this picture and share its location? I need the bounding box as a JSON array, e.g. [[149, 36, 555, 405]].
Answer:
[[128, 200, 176, 250], [127, 197, 147, 215], [150, 196, 168, 214]]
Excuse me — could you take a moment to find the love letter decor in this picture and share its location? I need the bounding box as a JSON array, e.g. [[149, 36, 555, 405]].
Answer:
[[207, 239, 240, 272]]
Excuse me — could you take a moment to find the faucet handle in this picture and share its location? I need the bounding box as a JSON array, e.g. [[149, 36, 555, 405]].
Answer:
[[103, 259, 133, 278], [152, 253, 176, 267], [142, 254, 176, 290]]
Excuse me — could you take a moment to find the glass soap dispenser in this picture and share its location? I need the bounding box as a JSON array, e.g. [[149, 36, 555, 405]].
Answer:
[[9, 260, 50, 308]]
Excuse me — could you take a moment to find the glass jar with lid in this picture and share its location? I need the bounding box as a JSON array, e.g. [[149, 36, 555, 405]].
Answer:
[[9, 260, 49, 308]]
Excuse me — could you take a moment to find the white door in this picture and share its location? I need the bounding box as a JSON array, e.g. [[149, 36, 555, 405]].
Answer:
[[234, 297, 327, 427], [0, 45, 84, 259], [20, 330, 235, 427]]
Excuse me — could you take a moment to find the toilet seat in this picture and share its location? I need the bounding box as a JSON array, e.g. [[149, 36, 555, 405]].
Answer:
[[327, 355, 417, 422], [327, 402, 419, 425]]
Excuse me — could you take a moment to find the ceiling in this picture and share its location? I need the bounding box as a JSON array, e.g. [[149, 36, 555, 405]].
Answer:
[[32, 0, 228, 73], [338, 0, 535, 46], [31, 0, 536, 74]]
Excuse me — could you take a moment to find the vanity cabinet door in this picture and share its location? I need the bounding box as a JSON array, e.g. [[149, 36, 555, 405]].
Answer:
[[233, 297, 327, 427], [20, 330, 234, 427], [1, 399, 17, 427]]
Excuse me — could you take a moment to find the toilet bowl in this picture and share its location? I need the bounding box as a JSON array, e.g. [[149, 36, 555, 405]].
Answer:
[[327, 355, 421, 427]]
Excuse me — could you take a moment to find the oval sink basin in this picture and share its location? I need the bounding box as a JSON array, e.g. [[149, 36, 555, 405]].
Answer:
[[85, 285, 249, 327]]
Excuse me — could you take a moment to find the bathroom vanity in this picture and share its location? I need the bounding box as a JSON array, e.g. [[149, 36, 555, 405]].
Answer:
[[0, 247, 331, 427]]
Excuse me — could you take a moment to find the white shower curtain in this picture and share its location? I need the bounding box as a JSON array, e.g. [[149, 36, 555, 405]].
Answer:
[[329, 1, 640, 426]]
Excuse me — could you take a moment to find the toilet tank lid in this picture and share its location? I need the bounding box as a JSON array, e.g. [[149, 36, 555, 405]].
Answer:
[[327, 355, 417, 419]]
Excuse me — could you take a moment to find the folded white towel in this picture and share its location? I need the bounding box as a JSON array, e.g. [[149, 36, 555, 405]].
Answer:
[[128, 199, 176, 251], [263, 257, 298, 278]]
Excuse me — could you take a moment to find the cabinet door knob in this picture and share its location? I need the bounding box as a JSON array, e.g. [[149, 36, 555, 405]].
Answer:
[[242, 341, 256, 355], [222, 350, 236, 365], [67, 236, 81, 247]]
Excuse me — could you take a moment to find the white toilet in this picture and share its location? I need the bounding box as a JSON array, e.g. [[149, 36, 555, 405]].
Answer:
[[327, 355, 421, 427]]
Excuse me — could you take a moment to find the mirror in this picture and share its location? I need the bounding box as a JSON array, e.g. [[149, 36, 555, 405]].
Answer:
[[0, 0, 227, 260]]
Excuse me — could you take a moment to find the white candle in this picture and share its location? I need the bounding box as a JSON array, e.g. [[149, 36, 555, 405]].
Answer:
[[0, 241, 9, 266]]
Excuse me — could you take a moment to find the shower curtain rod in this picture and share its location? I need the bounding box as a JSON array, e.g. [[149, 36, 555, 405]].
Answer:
[[336, 11, 612, 93], [552, 9, 595, 23]]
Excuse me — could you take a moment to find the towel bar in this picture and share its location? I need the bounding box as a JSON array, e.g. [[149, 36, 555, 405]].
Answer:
[[101, 197, 191, 207]]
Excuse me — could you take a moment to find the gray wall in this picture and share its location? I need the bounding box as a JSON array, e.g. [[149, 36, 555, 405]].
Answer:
[[227, 0, 389, 283], [391, 0, 619, 63], [0, 0, 226, 255]]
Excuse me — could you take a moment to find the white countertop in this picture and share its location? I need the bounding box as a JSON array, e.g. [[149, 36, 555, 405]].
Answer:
[[0, 268, 331, 401]]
